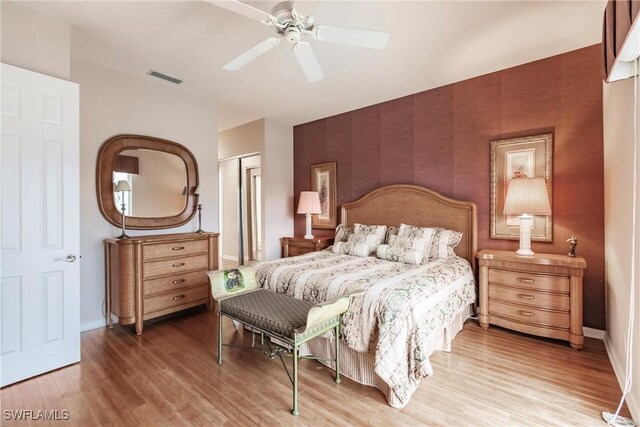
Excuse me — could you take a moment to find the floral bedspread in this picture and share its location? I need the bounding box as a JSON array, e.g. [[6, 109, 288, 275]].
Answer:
[[253, 250, 476, 406]]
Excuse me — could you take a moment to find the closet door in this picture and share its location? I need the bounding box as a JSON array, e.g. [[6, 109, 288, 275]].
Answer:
[[1, 63, 80, 386]]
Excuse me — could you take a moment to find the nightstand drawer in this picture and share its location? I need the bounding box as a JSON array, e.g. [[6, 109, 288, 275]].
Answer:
[[489, 300, 570, 329], [289, 247, 312, 257], [489, 285, 570, 311], [489, 269, 569, 293]]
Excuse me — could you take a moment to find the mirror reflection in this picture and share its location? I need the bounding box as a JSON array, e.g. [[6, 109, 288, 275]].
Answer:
[[112, 149, 188, 218]]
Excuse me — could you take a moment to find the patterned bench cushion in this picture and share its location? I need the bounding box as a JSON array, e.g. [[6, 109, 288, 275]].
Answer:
[[219, 289, 313, 338]]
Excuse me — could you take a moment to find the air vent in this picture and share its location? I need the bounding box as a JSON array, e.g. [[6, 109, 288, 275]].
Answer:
[[147, 70, 182, 85]]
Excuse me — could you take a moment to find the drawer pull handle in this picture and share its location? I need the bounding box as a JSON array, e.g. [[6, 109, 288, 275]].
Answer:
[[517, 294, 535, 300], [172, 262, 185, 268], [173, 294, 186, 301], [517, 278, 534, 284], [517, 310, 535, 317], [173, 279, 185, 285], [172, 246, 185, 251]]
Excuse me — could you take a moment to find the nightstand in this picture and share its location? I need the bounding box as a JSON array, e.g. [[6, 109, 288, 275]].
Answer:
[[281, 236, 333, 258], [477, 249, 587, 350]]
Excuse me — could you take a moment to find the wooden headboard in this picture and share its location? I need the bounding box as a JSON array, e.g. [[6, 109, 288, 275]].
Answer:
[[341, 185, 478, 271]]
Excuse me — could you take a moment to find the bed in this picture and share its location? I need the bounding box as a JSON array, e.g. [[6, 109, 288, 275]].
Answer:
[[254, 184, 478, 408]]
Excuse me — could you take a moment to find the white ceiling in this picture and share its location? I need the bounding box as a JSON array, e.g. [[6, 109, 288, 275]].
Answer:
[[24, 1, 606, 131]]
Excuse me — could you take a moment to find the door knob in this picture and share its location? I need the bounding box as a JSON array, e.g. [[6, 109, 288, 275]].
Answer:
[[55, 254, 78, 263]]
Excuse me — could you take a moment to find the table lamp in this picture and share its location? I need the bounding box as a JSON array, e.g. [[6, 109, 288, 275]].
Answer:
[[503, 177, 551, 256], [297, 191, 321, 240], [115, 180, 131, 239]]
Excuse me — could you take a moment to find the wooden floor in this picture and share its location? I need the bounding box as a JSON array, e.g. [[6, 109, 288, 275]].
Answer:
[[1, 308, 629, 426]]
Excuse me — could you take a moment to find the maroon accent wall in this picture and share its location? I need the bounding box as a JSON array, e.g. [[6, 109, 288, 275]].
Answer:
[[293, 45, 605, 329]]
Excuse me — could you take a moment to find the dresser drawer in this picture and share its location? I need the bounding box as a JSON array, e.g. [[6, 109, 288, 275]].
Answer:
[[143, 239, 208, 261], [489, 269, 569, 293], [143, 285, 209, 315], [143, 270, 208, 297], [489, 300, 570, 329], [143, 254, 208, 279], [489, 284, 570, 311]]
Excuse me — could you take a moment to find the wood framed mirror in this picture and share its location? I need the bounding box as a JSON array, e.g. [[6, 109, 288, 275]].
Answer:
[[96, 134, 199, 230]]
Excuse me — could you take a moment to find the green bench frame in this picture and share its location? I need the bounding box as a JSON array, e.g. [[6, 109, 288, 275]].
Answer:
[[208, 267, 363, 416]]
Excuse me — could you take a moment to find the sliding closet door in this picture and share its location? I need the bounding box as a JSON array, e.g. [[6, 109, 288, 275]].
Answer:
[[1, 64, 80, 386]]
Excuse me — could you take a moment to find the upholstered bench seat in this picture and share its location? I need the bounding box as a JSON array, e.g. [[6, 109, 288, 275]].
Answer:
[[219, 289, 313, 338], [209, 267, 363, 416]]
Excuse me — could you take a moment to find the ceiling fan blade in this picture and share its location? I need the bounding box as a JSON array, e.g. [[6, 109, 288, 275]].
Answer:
[[313, 25, 389, 50], [205, 0, 276, 24], [223, 37, 280, 71], [293, 42, 324, 83]]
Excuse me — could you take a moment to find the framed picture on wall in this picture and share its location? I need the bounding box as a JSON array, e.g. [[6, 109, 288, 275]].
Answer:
[[490, 133, 553, 241], [310, 162, 337, 229]]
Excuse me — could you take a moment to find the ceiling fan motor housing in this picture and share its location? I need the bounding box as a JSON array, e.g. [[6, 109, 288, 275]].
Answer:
[[285, 27, 301, 44]]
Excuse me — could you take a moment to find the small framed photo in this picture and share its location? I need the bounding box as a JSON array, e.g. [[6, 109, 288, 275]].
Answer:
[[310, 162, 337, 229], [490, 133, 553, 241]]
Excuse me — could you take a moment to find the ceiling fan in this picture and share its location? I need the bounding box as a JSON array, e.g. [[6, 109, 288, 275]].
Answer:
[[207, 0, 390, 82]]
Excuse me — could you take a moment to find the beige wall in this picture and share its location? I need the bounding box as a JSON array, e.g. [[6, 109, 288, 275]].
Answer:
[[218, 119, 293, 261], [218, 119, 263, 160], [72, 58, 218, 329], [603, 77, 639, 420], [1, 2, 70, 80], [263, 119, 294, 260]]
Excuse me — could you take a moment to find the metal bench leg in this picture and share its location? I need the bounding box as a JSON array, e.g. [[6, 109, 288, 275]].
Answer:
[[292, 344, 299, 416], [217, 312, 223, 365], [335, 323, 341, 384]]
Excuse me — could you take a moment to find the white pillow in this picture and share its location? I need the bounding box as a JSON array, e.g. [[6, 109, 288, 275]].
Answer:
[[377, 235, 427, 265], [429, 229, 463, 259], [332, 233, 381, 257], [397, 223, 436, 260]]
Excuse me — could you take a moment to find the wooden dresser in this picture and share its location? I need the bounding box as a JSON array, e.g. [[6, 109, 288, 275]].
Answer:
[[281, 236, 333, 257], [105, 232, 219, 334], [477, 249, 587, 350]]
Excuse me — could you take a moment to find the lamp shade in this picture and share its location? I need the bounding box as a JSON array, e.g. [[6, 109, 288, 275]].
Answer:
[[115, 180, 131, 192], [503, 177, 551, 215], [297, 191, 321, 214], [194, 185, 202, 195], [181, 186, 187, 196]]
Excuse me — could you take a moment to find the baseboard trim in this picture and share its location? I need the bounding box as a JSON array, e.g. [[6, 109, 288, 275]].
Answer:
[[80, 319, 106, 332], [604, 334, 639, 421], [81, 315, 118, 333], [584, 327, 606, 340]]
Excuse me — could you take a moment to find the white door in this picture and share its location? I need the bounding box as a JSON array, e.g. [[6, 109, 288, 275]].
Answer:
[[1, 63, 80, 386]]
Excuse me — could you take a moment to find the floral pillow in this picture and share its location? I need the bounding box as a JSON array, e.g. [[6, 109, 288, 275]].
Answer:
[[353, 223, 388, 246], [332, 233, 381, 257], [334, 224, 353, 243], [397, 223, 436, 260], [376, 235, 427, 265], [429, 228, 463, 259]]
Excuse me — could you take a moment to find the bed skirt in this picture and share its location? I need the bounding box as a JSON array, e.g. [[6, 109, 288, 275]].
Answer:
[[300, 303, 474, 408]]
